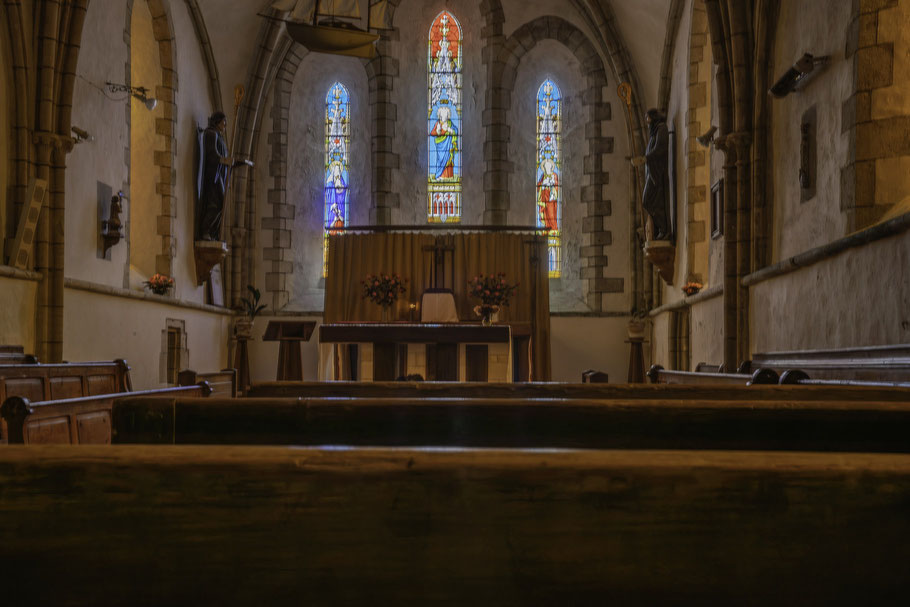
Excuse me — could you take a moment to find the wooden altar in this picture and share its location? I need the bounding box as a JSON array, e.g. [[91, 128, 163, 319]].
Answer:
[[323, 227, 552, 381], [319, 323, 512, 382]]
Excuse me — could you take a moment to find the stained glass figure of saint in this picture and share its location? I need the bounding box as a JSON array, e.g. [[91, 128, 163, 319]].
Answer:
[[427, 10, 462, 222], [323, 82, 350, 277], [536, 79, 562, 277]]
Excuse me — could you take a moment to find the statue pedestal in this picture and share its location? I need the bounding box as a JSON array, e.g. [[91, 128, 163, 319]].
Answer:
[[643, 240, 675, 284], [194, 240, 228, 286]]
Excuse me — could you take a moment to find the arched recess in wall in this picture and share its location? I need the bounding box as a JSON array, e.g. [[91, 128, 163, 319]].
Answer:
[[493, 16, 617, 313], [684, 0, 713, 286], [127, 0, 177, 288]]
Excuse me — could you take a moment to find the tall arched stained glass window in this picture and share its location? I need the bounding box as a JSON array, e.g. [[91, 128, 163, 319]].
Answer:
[[536, 79, 561, 277], [427, 10, 462, 223], [323, 82, 350, 277]]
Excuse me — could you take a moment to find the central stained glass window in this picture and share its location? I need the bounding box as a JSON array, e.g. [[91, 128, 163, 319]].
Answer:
[[323, 82, 350, 277], [536, 79, 561, 277], [427, 10, 462, 223]]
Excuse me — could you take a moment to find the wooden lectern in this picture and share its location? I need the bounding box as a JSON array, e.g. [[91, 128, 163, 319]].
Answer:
[[262, 321, 316, 381]]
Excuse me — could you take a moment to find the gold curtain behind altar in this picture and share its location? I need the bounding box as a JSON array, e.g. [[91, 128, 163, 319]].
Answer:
[[324, 231, 551, 380]]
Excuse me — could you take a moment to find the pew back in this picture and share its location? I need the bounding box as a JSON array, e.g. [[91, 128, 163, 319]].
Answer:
[[1, 445, 909, 605], [245, 379, 910, 400], [750, 343, 910, 382], [2, 384, 210, 445], [178, 368, 237, 397], [0, 359, 132, 403], [112, 393, 910, 453]]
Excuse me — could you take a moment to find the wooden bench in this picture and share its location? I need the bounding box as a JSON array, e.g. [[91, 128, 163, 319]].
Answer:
[[745, 344, 910, 382], [0, 345, 38, 364], [178, 368, 237, 397], [247, 379, 910, 401], [1, 384, 211, 445], [647, 364, 779, 385], [1, 444, 909, 604], [0, 359, 132, 403], [0, 359, 133, 441], [111, 393, 910, 453]]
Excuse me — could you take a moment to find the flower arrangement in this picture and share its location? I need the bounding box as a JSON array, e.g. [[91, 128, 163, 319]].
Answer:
[[144, 273, 174, 295], [362, 273, 407, 308], [682, 281, 703, 296], [468, 272, 519, 323]]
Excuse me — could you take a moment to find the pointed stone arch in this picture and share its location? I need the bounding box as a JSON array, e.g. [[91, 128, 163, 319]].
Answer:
[[489, 16, 618, 310]]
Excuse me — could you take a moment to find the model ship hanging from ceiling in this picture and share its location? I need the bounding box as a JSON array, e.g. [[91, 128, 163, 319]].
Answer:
[[270, 0, 392, 58]]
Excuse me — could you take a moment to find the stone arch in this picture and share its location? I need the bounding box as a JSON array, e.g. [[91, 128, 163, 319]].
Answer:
[[684, 0, 712, 285], [125, 0, 178, 281], [490, 16, 616, 311]]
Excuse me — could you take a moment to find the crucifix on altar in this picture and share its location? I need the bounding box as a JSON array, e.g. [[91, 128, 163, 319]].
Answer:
[[420, 235, 458, 322]]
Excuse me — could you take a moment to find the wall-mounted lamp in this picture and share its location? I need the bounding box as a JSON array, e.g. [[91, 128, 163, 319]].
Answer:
[[71, 126, 94, 144], [769, 53, 829, 98], [101, 191, 125, 255], [106, 82, 158, 111], [696, 125, 717, 148]]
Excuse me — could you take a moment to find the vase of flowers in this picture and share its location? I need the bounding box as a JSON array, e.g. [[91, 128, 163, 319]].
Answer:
[[468, 272, 518, 326], [144, 273, 174, 296], [361, 273, 407, 321]]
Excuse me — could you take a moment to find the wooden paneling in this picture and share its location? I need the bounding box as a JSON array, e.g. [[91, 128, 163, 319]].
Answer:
[[76, 411, 112, 444], [3, 378, 44, 402], [25, 417, 71, 444], [86, 374, 118, 395], [49, 376, 84, 399], [465, 345, 488, 382], [372, 342, 397, 381]]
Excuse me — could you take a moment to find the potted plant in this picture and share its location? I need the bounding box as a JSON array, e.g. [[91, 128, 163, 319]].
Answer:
[[235, 284, 267, 337]]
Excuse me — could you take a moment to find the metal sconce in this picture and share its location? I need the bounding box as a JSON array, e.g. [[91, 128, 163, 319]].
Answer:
[[106, 82, 158, 111], [101, 191, 125, 255]]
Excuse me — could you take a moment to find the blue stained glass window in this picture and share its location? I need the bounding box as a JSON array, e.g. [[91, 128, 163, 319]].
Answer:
[[323, 82, 350, 277]]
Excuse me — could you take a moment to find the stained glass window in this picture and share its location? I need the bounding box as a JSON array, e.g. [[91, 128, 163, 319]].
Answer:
[[536, 79, 561, 277], [427, 10, 462, 223], [323, 82, 350, 277]]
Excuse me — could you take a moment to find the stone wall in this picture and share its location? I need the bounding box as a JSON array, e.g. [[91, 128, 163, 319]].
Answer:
[[772, 0, 854, 259], [846, 0, 910, 229]]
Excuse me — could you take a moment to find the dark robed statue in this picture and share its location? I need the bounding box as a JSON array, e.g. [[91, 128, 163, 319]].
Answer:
[[640, 108, 670, 240], [196, 111, 248, 242]]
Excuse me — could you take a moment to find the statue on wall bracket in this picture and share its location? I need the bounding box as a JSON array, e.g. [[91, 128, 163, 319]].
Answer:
[[194, 98, 252, 287], [632, 108, 675, 284]]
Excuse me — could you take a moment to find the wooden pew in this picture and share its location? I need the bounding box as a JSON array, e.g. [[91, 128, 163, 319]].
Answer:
[[246, 379, 910, 402], [0, 359, 132, 403], [1, 445, 909, 605], [0, 345, 38, 364], [111, 394, 910, 453], [1, 384, 211, 445], [0, 359, 133, 441], [647, 364, 779, 385], [178, 368, 237, 397], [745, 344, 910, 382]]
